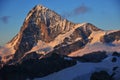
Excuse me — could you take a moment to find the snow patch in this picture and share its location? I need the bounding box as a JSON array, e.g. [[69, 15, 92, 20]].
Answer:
[[106, 30, 119, 35], [88, 31, 105, 44]]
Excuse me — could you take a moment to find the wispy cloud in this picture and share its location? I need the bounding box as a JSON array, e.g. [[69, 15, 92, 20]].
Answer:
[[74, 4, 90, 15], [0, 16, 10, 24], [62, 4, 91, 18]]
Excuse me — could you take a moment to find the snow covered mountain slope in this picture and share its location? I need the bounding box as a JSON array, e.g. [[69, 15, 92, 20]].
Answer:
[[35, 55, 120, 80], [0, 5, 120, 64]]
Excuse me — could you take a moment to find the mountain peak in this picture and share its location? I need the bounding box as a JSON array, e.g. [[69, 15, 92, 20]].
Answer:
[[33, 5, 48, 11], [25, 5, 49, 21]]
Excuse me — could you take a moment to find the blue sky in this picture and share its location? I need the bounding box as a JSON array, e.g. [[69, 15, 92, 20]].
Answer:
[[0, 0, 120, 45]]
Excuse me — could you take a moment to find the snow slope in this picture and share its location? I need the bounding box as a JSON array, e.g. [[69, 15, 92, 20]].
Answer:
[[88, 31, 105, 44], [69, 42, 120, 57], [34, 56, 120, 80]]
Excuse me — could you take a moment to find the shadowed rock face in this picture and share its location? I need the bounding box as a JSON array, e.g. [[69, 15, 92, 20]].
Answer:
[[90, 71, 114, 80], [14, 23, 40, 60], [71, 51, 107, 62], [100, 31, 120, 43]]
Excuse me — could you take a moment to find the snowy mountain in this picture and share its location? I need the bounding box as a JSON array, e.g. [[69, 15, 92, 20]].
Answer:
[[2, 5, 75, 61], [0, 4, 120, 63], [0, 5, 120, 80]]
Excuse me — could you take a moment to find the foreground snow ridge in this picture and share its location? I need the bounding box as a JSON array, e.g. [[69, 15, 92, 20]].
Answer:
[[35, 56, 120, 80]]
